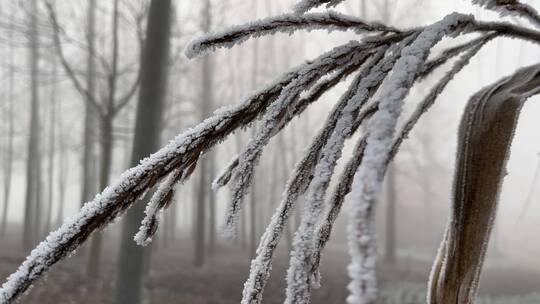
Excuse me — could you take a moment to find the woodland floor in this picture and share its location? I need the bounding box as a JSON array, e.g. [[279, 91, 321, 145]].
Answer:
[[1, 227, 539, 304]]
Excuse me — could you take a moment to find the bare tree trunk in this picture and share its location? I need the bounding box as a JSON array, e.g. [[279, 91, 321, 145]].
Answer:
[[87, 0, 119, 280], [208, 152, 216, 255], [194, 0, 214, 266], [23, 0, 42, 252], [81, 0, 98, 206], [45, 62, 58, 236], [87, 114, 113, 279], [115, 0, 171, 302], [205, 2, 216, 257], [1, 7, 15, 236], [56, 100, 67, 227], [194, 162, 207, 267]]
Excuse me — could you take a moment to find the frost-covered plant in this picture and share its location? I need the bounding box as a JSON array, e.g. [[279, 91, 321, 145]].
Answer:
[[2, 1, 540, 304]]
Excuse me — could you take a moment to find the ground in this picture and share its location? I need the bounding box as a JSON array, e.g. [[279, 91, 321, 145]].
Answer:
[[1, 228, 539, 304]]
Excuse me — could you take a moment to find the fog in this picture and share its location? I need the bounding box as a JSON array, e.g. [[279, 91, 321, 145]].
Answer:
[[0, 0, 539, 303]]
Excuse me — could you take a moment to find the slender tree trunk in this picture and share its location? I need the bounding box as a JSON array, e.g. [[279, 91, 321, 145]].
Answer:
[[81, 0, 98, 206], [1, 8, 15, 236], [23, 0, 42, 252], [114, 0, 171, 302], [56, 98, 67, 227], [45, 62, 58, 235], [208, 152, 216, 255], [204, 1, 216, 257], [87, 0, 119, 280], [194, 161, 207, 266], [87, 115, 113, 279], [194, 0, 214, 266]]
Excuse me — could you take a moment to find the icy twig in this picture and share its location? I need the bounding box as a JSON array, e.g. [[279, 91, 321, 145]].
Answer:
[[186, 11, 401, 58]]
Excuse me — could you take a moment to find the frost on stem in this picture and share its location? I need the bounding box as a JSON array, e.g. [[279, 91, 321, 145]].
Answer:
[[213, 59, 369, 191], [240, 47, 387, 304], [309, 32, 492, 292], [346, 13, 472, 304], [185, 11, 400, 58], [284, 39, 413, 304], [284, 60, 380, 304], [294, 0, 348, 15], [212, 155, 239, 190], [135, 168, 184, 246], [472, 0, 540, 28], [222, 41, 375, 238]]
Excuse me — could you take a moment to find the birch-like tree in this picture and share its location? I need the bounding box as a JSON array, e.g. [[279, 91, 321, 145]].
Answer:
[[44, 0, 145, 280], [2, 1, 540, 304]]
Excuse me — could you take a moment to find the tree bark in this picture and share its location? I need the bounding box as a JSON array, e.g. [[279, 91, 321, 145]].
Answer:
[[114, 0, 172, 302]]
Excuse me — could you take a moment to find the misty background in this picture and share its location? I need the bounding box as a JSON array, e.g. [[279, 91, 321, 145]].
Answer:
[[0, 0, 539, 303]]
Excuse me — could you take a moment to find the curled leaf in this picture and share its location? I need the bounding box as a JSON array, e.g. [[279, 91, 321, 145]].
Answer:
[[429, 63, 540, 304]]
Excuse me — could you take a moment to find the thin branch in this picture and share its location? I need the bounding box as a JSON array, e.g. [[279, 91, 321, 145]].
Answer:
[[186, 11, 401, 58], [44, 1, 104, 117], [419, 33, 497, 79], [222, 41, 376, 238], [473, 0, 540, 29], [474, 19, 540, 43], [113, 10, 145, 114], [212, 55, 369, 190]]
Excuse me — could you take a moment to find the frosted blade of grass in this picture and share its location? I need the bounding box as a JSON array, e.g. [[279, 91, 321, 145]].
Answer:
[[284, 39, 413, 303], [239, 49, 385, 304], [309, 31, 491, 289], [186, 11, 400, 58], [346, 13, 472, 304], [222, 41, 373, 238], [134, 168, 183, 246], [212, 59, 366, 190], [472, 0, 540, 28]]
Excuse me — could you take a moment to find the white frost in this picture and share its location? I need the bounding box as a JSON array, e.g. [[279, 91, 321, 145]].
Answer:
[[186, 11, 396, 58], [134, 169, 181, 246], [346, 13, 471, 304]]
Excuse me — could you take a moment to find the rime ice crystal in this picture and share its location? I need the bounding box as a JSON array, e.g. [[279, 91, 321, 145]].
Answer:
[[346, 13, 471, 304]]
